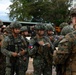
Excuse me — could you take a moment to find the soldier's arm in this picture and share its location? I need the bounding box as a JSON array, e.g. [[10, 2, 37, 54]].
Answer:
[[1, 36, 13, 57], [53, 38, 71, 64], [44, 36, 54, 51]]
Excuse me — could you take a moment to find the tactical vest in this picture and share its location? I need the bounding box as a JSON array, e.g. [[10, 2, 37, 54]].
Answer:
[[33, 36, 53, 65], [6, 35, 26, 64], [6, 35, 25, 52]]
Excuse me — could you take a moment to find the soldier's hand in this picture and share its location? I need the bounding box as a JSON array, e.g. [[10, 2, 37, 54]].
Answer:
[[19, 49, 26, 56], [12, 52, 18, 57], [49, 36, 54, 41], [46, 43, 51, 47], [38, 41, 44, 46]]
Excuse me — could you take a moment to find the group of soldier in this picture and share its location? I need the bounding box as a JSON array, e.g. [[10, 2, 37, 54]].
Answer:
[[0, 8, 76, 75]]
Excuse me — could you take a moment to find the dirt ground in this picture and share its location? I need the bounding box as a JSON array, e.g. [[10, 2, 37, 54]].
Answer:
[[26, 58, 33, 75]]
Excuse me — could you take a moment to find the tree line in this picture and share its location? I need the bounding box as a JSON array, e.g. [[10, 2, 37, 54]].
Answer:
[[9, 0, 72, 26]]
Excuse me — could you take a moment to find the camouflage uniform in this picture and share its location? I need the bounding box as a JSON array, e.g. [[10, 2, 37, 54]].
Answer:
[[69, 8, 76, 29], [28, 24, 54, 75], [20, 26, 29, 75], [54, 25, 74, 47], [53, 26, 74, 75], [1, 21, 27, 75], [59, 22, 68, 30], [53, 30, 76, 75], [45, 24, 55, 43], [45, 24, 55, 75], [0, 20, 6, 75], [0, 20, 3, 40], [61, 25, 74, 36], [0, 38, 6, 75]]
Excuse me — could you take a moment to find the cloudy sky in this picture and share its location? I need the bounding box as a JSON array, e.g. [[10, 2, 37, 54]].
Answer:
[[0, 0, 11, 21]]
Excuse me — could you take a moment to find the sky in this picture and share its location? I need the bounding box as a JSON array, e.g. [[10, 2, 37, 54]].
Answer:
[[0, 0, 12, 21]]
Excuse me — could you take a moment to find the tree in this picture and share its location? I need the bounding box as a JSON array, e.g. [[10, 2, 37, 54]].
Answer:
[[9, 0, 71, 26], [48, 0, 71, 25], [9, 0, 31, 21]]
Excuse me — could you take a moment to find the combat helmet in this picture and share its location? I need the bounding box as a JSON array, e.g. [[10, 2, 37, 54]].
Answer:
[[59, 22, 68, 29], [70, 8, 76, 17], [10, 21, 22, 29], [34, 23, 45, 30], [20, 26, 28, 32], [0, 20, 3, 27], [46, 24, 54, 31], [61, 26, 74, 36]]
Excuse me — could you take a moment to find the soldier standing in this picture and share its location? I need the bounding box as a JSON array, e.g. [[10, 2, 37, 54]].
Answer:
[[0, 38, 6, 75], [0, 20, 3, 33], [20, 26, 29, 75], [54, 25, 74, 75], [53, 28, 76, 75], [69, 8, 76, 29], [28, 24, 53, 75], [0, 20, 4, 40], [0, 20, 6, 75], [1, 21, 27, 75], [45, 24, 55, 44], [45, 24, 55, 74]]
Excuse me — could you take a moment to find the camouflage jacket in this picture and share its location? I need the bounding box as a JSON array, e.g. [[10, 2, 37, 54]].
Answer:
[[54, 30, 76, 75], [28, 36, 54, 65]]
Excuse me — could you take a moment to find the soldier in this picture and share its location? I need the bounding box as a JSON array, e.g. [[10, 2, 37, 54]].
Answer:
[[53, 28, 76, 75], [0, 20, 3, 34], [45, 24, 55, 75], [28, 24, 54, 75], [45, 24, 55, 43], [61, 25, 74, 36], [1, 21, 27, 75], [0, 38, 6, 75], [0, 20, 3, 40], [69, 8, 76, 29], [59, 22, 68, 30], [20, 26, 29, 75], [53, 25, 74, 75], [0, 20, 6, 75]]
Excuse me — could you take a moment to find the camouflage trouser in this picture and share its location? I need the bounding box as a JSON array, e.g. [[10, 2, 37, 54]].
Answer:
[[5, 67, 25, 75], [33, 58, 52, 75], [43, 65, 52, 75], [0, 65, 5, 75], [24, 57, 29, 75], [5, 61, 26, 75], [56, 64, 64, 75], [0, 55, 6, 75]]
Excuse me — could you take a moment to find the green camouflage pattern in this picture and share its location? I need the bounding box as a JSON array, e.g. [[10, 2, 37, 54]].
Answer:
[[1, 34, 28, 75], [45, 24, 55, 31], [20, 26, 28, 32], [59, 22, 68, 29], [61, 26, 74, 36], [34, 24, 45, 30], [28, 36, 53, 75], [21, 36, 29, 75], [0, 47, 6, 75], [10, 21, 22, 29]]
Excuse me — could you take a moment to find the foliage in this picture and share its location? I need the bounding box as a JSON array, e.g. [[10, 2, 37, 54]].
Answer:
[[9, 0, 71, 26]]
